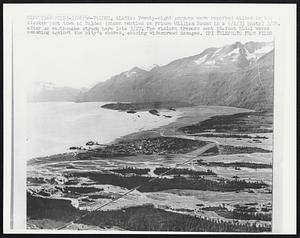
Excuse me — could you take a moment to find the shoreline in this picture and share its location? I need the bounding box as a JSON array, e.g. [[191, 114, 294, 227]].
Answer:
[[27, 105, 273, 231], [28, 105, 251, 162], [27, 102, 183, 160], [113, 105, 251, 143]]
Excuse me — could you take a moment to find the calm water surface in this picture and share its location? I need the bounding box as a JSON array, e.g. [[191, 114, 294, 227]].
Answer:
[[26, 102, 180, 159]]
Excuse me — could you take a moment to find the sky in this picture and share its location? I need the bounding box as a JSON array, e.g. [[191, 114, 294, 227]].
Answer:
[[9, 4, 274, 89], [16, 35, 272, 89]]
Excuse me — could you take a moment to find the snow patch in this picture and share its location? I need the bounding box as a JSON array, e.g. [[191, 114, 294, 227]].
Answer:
[[245, 48, 257, 60], [211, 47, 222, 58], [194, 54, 208, 65], [205, 59, 216, 65], [125, 71, 137, 78], [255, 45, 273, 54], [228, 48, 240, 56], [138, 64, 161, 71], [245, 45, 273, 61]]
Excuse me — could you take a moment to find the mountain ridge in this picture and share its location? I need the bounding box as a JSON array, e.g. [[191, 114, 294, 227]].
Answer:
[[77, 41, 273, 111]]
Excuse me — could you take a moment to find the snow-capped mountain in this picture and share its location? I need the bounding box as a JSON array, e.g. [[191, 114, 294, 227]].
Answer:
[[192, 41, 273, 67], [138, 64, 162, 72], [78, 41, 274, 111]]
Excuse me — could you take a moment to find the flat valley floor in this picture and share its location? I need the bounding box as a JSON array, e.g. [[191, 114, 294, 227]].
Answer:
[[27, 105, 273, 232]]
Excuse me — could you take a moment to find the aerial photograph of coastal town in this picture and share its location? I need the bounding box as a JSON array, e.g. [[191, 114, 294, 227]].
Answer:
[[26, 40, 273, 232]]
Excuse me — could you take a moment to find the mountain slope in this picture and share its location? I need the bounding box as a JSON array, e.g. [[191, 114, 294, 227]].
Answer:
[[28, 82, 88, 102], [78, 41, 274, 111]]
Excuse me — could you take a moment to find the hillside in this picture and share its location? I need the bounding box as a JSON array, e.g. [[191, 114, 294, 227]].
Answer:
[[78, 41, 274, 111]]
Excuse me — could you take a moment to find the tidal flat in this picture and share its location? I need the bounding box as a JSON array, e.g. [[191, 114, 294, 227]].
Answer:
[[27, 105, 273, 232]]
